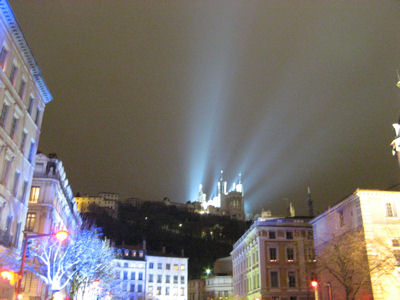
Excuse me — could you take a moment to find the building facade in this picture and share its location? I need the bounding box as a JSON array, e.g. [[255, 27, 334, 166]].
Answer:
[[231, 217, 315, 300], [114, 246, 189, 300], [310, 189, 400, 300], [75, 192, 119, 217], [22, 152, 82, 299], [0, 0, 52, 298]]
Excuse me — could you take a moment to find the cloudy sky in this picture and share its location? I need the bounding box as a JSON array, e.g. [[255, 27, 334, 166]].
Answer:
[[10, 0, 400, 215]]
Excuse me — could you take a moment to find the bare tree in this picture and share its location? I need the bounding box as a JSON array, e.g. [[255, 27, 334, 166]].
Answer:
[[316, 229, 395, 300]]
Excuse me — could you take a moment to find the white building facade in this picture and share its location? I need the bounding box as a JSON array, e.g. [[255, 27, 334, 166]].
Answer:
[[114, 247, 188, 300], [310, 189, 400, 300], [0, 0, 52, 298]]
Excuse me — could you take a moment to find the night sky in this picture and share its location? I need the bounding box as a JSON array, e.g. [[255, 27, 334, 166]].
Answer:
[[10, 0, 400, 216]]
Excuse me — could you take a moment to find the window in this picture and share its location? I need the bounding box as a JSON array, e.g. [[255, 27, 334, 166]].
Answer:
[[35, 107, 41, 126], [157, 262, 162, 269], [270, 271, 279, 288], [28, 141, 35, 163], [9, 64, 18, 85], [290, 297, 297, 300], [166, 263, 170, 270], [180, 276, 185, 284], [339, 210, 344, 227], [269, 247, 277, 262], [123, 271, 128, 280], [130, 283, 135, 292], [394, 250, 400, 266], [27, 96, 34, 115], [172, 287, 178, 296], [12, 171, 20, 196], [288, 271, 296, 287], [156, 286, 161, 295], [18, 79, 26, 99], [149, 262, 154, 269], [20, 131, 27, 152], [157, 275, 162, 283], [180, 287, 184, 296], [386, 203, 397, 217], [393, 239, 400, 247], [180, 264, 185, 270], [165, 287, 170, 295], [21, 180, 28, 203], [173, 264, 179, 270], [1, 159, 11, 186], [0, 46, 9, 69], [131, 272, 135, 280], [173, 275, 178, 284], [269, 231, 276, 239], [9, 115, 18, 139], [25, 212, 36, 231], [287, 248, 294, 262], [14, 222, 21, 248], [286, 231, 293, 240], [124, 262, 128, 267], [138, 284, 142, 292], [29, 187, 40, 203], [138, 272, 143, 280], [149, 274, 153, 282], [166, 275, 170, 283], [0, 102, 9, 128]]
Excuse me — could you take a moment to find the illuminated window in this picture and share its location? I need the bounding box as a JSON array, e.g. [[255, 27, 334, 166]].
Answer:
[[269, 248, 277, 262], [0, 46, 9, 69], [29, 187, 40, 203], [173, 264, 179, 270], [287, 248, 294, 262], [9, 64, 18, 85], [156, 286, 161, 295], [0, 102, 9, 128], [270, 271, 279, 288], [288, 271, 296, 287], [180, 264, 185, 270], [25, 212, 36, 231], [172, 287, 178, 296]]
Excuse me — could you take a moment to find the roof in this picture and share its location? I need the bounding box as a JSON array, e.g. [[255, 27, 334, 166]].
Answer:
[[0, 0, 52, 103]]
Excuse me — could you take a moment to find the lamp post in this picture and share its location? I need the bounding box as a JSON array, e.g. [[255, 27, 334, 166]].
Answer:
[[14, 230, 69, 300], [311, 280, 319, 300]]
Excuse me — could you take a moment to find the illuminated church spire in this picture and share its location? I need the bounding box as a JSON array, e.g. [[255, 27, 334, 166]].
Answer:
[[218, 170, 227, 196]]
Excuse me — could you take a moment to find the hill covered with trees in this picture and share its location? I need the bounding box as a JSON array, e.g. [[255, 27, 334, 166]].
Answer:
[[84, 201, 250, 278]]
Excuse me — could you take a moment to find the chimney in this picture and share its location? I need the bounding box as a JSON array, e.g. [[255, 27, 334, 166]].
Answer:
[[162, 246, 166, 254], [143, 240, 146, 250], [181, 249, 184, 257]]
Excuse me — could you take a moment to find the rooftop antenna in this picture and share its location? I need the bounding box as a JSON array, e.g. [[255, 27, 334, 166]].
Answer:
[[307, 186, 314, 217]]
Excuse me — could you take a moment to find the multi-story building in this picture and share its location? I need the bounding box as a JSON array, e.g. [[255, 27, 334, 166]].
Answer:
[[75, 192, 119, 217], [0, 0, 52, 250], [204, 257, 233, 300], [114, 247, 147, 300], [188, 279, 205, 300], [231, 217, 315, 300], [114, 245, 188, 300], [22, 152, 82, 299], [0, 0, 52, 297], [310, 189, 400, 300]]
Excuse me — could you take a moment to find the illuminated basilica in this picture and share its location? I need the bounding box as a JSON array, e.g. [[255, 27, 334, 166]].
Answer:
[[193, 171, 245, 221]]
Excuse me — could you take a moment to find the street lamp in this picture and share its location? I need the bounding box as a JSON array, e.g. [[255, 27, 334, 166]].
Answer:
[[15, 230, 69, 300], [311, 280, 319, 300]]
